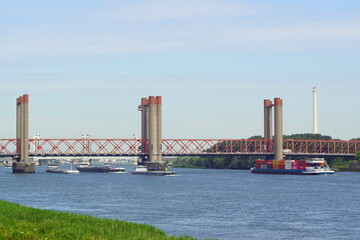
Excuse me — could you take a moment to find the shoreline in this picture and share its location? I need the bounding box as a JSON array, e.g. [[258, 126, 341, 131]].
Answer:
[[0, 200, 196, 240]]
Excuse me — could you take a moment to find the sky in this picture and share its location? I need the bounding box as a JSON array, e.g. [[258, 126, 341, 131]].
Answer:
[[0, 0, 359, 140]]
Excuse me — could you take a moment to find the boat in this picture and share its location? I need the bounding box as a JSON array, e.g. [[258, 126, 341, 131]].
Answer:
[[76, 164, 125, 173], [250, 158, 334, 175], [132, 165, 177, 176], [46, 165, 79, 174]]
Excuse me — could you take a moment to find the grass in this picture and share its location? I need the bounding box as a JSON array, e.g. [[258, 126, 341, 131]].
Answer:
[[0, 200, 196, 240]]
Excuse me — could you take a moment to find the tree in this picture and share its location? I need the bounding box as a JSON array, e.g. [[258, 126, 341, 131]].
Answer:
[[173, 134, 359, 170], [284, 133, 332, 140], [356, 152, 360, 161]]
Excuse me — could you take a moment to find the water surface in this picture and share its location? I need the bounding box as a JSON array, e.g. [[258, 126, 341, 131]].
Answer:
[[1, 166, 359, 239]]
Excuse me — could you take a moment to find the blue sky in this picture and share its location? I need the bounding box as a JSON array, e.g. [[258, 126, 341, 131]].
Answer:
[[0, 0, 359, 140]]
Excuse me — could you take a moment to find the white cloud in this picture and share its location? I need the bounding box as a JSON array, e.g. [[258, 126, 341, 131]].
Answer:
[[0, 1, 360, 60], [92, 0, 265, 22]]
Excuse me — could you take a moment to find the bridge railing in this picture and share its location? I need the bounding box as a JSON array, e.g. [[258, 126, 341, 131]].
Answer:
[[0, 139, 358, 157]]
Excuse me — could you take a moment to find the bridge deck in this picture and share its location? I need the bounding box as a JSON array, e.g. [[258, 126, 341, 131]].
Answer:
[[0, 139, 358, 158]]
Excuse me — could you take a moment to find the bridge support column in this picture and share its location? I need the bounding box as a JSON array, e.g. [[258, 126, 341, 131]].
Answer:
[[156, 96, 162, 163], [148, 96, 158, 163], [274, 98, 283, 160], [139, 98, 149, 164], [13, 94, 35, 173], [263, 97, 283, 160], [16, 96, 22, 156], [264, 99, 273, 159], [138, 96, 165, 170]]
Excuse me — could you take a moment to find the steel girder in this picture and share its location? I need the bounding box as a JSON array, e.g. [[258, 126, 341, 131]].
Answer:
[[0, 139, 358, 157]]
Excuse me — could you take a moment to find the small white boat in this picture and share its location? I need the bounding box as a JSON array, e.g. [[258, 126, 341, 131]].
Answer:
[[132, 165, 177, 176], [133, 165, 148, 173]]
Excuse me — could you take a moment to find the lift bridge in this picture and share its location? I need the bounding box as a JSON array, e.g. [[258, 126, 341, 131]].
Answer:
[[5, 95, 360, 173], [0, 138, 358, 158]]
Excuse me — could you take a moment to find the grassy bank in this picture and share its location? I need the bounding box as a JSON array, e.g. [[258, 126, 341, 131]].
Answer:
[[0, 200, 195, 240]]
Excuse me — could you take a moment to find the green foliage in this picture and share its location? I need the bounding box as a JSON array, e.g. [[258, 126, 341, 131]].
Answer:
[[0, 200, 196, 240], [248, 135, 263, 139], [173, 134, 360, 170], [173, 156, 258, 170], [283, 133, 332, 140], [356, 151, 360, 161]]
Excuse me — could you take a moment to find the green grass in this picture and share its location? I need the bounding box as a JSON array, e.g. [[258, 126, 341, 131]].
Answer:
[[0, 200, 196, 240]]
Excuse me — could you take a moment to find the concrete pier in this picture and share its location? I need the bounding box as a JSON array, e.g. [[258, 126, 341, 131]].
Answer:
[[274, 97, 283, 160], [12, 162, 35, 173], [13, 94, 35, 173], [140, 98, 149, 152], [139, 98, 149, 165], [149, 96, 158, 163], [156, 96, 162, 163], [263, 99, 273, 140], [264, 99, 273, 159], [138, 96, 165, 170], [21, 94, 29, 163], [16, 97, 22, 155]]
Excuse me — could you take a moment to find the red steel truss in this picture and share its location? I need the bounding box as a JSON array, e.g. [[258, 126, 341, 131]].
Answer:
[[0, 139, 358, 157]]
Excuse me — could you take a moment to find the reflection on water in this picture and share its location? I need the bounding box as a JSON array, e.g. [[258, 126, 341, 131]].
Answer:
[[1, 166, 360, 240]]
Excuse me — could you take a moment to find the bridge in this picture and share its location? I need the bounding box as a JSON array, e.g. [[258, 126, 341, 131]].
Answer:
[[6, 94, 359, 173], [0, 138, 358, 158]]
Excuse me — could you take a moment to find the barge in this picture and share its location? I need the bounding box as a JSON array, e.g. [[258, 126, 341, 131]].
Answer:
[[76, 165, 125, 173], [132, 165, 177, 176], [46, 165, 79, 174], [251, 158, 334, 175]]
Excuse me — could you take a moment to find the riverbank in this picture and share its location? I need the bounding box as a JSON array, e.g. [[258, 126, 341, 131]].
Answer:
[[0, 200, 195, 240], [332, 167, 360, 172], [331, 160, 360, 172]]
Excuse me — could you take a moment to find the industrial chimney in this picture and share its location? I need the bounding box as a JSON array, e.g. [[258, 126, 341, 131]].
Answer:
[[313, 87, 318, 134]]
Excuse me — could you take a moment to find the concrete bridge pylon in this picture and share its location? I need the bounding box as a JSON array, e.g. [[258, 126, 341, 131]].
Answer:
[[138, 96, 166, 170], [264, 97, 283, 160], [13, 94, 35, 173]]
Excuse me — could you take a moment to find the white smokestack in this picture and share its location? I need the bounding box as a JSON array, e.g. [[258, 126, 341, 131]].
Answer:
[[313, 87, 318, 134]]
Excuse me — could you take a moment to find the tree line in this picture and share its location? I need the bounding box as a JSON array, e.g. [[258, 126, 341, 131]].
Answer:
[[172, 133, 360, 169]]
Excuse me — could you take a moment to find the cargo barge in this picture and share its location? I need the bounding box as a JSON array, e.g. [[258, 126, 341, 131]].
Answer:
[[46, 165, 79, 174], [251, 158, 334, 175], [76, 165, 125, 173], [132, 166, 177, 176]]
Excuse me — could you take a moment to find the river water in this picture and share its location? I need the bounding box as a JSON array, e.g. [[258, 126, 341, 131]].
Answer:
[[0, 166, 360, 240]]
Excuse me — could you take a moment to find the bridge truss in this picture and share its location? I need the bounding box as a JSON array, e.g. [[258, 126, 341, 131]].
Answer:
[[0, 139, 358, 158]]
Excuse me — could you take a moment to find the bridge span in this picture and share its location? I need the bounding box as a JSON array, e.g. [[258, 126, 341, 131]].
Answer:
[[6, 94, 358, 173], [0, 138, 358, 158]]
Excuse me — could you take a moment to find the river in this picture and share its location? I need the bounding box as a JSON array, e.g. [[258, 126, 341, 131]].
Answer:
[[1, 166, 359, 240]]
